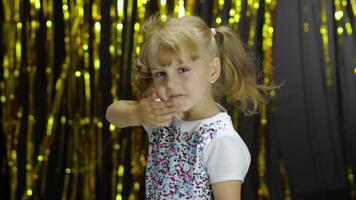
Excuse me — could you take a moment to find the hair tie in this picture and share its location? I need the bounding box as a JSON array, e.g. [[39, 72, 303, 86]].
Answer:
[[211, 28, 217, 36]]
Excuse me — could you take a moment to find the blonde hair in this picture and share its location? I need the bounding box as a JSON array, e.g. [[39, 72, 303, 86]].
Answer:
[[133, 14, 268, 115]]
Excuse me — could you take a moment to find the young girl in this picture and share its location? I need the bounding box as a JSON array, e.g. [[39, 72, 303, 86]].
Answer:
[[106, 15, 265, 200]]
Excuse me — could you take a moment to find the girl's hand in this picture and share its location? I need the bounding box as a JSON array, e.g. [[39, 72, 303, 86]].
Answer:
[[138, 90, 177, 127]]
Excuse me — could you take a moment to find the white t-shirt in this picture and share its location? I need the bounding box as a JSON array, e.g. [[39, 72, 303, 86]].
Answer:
[[143, 104, 251, 199], [202, 128, 251, 183]]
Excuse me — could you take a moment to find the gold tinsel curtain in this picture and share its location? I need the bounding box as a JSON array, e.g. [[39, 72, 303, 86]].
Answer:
[[1, 0, 355, 200]]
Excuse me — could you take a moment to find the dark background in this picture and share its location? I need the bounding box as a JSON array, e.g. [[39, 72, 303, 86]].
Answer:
[[1, 0, 356, 199]]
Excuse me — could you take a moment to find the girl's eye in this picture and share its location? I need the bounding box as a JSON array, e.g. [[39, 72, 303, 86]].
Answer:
[[178, 67, 190, 73], [154, 72, 166, 78]]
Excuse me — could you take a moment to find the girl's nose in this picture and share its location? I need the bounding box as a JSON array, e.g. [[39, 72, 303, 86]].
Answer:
[[166, 75, 179, 88]]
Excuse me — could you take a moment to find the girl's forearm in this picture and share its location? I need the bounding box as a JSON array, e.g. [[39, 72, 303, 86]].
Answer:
[[105, 100, 142, 128]]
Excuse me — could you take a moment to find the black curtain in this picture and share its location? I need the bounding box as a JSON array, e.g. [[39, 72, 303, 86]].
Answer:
[[1, 0, 355, 199]]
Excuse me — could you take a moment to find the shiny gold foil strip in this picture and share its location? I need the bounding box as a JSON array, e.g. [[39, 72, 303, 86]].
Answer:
[[320, 0, 333, 88], [2, 0, 23, 195], [110, 0, 128, 199], [173, 0, 185, 17], [333, 0, 356, 198], [109, 0, 125, 199], [257, 0, 279, 199], [351, 0, 356, 17], [228, 0, 242, 30], [22, 4, 40, 195], [160, 0, 168, 20], [247, 0, 260, 47], [127, 0, 150, 198], [279, 159, 292, 200], [185, 0, 195, 16]]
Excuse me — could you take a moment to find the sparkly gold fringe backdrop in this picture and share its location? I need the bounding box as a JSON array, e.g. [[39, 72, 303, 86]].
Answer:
[[0, 0, 355, 199]]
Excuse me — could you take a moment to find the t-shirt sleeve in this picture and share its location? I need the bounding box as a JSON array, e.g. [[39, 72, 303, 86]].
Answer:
[[202, 134, 251, 183]]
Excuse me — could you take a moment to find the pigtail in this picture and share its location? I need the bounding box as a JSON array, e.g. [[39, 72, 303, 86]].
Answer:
[[214, 26, 267, 115], [131, 58, 153, 100], [131, 14, 161, 100]]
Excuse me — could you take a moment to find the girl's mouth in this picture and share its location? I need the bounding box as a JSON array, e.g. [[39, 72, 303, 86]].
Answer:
[[170, 94, 183, 98]]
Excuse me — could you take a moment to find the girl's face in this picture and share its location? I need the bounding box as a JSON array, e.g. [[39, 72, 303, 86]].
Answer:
[[150, 55, 213, 114]]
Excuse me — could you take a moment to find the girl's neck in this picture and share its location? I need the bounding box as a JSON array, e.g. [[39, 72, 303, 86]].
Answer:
[[179, 99, 222, 121]]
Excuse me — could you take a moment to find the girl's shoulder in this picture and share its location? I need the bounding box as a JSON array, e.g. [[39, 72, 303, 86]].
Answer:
[[177, 110, 232, 134]]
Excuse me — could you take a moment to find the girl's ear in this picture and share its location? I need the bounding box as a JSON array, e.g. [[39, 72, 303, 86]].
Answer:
[[209, 57, 221, 83]]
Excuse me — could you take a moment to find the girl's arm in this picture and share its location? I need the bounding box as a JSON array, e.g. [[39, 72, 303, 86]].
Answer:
[[105, 100, 142, 128], [212, 180, 242, 200], [105, 92, 177, 128]]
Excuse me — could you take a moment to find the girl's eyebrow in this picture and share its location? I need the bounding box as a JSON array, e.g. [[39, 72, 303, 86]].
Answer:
[[151, 61, 190, 71]]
